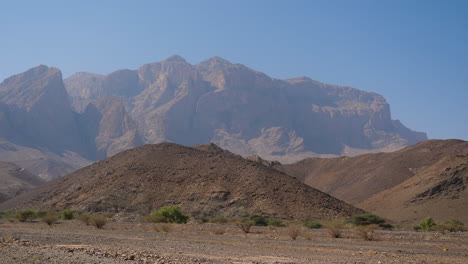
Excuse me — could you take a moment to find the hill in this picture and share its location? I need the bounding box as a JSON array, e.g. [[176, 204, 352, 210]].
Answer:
[[277, 139, 468, 222], [0, 161, 44, 202], [0, 143, 363, 220]]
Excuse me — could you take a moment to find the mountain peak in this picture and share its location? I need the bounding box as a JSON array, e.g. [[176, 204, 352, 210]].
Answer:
[[196, 56, 233, 72], [163, 55, 187, 63]]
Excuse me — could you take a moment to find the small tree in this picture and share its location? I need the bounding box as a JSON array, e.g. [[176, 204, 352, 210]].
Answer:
[[352, 214, 386, 226], [16, 209, 37, 222], [90, 214, 107, 229], [419, 217, 437, 231], [250, 215, 268, 226], [150, 206, 188, 224], [41, 212, 59, 226], [61, 209, 74, 220]]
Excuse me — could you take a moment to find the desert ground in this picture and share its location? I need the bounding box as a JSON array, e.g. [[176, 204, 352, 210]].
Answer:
[[1, 218, 467, 264]]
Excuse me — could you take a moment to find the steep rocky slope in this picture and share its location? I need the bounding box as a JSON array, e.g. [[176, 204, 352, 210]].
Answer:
[[65, 55, 426, 162], [0, 161, 44, 201], [0, 143, 363, 220]]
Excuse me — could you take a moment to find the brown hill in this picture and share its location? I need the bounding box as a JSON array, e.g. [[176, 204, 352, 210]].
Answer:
[[359, 154, 468, 223], [277, 139, 468, 204], [0, 143, 363, 220], [0, 161, 44, 202]]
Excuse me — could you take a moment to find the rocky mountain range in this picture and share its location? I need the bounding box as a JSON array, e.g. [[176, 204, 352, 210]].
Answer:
[[0, 161, 44, 202], [0, 143, 363, 220], [0, 56, 426, 179]]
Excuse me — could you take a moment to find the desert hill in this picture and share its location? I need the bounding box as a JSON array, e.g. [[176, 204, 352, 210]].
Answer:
[[0, 143, 363, 220], [359, 154, 468, 223], [0, 161, 44, 202], [277, 139, 468, 222]]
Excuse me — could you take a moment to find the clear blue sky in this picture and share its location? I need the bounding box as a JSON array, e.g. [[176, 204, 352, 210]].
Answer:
[[1, 0, 467, 140]]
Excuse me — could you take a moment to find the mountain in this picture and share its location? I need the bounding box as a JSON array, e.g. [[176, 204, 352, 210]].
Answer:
[[277, 139, 468, 222], [0, 161, 44, 202], [0, 56, 426, 179], [359, 154, 468, 223], [65, 55, 426, 162], [0, 143, 363, 220]]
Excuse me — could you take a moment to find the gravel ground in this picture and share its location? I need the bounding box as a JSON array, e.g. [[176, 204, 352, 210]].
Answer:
[[1, 220, 467, 263]]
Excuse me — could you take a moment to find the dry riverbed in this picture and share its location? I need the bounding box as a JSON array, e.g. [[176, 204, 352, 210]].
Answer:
[[1, 220, 467, 264]]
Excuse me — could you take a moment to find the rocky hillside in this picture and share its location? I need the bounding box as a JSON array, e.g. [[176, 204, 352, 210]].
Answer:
[[359, 154, 468, 223], [0, 143, 363, 220], [0, 161, 44, 202], [0, 56, 426, 179], [277, 139, 468, 222]]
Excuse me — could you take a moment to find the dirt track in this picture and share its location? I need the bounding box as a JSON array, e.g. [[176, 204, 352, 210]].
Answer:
[[1, 220, 467, 264]]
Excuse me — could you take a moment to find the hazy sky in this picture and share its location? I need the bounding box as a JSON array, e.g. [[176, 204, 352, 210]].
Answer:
[[1, 0, 467, 140]]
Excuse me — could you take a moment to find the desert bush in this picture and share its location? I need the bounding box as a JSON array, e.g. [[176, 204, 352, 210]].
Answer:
[[61, 209, 74, 220], [41, 212, 59, 226], [209, 216, 228, 224], [150, 206, 188, 224], [16, 209, 37, 222], [77, 213, 92, 225], [355, 224, 379, 241], [268, 219, 286, 227], [325, 221, 345, 238], [90, 214, 107, 229], [249, 215, 268, 226], [440, 219, 465, 232], [0, 210, 16, 219], [413, 225, 422, 232], [153, 223, 172, 233], [352, 213, 386, 226], [288, 225, 302, 240], [236, 219, 254, 233], [304, 221, 322, 229], [419, 217, 437, 231], [195, 216, 209, 223]]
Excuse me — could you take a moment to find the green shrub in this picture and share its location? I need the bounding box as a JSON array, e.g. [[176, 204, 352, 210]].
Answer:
[[250, 215, 268, 226], [196, 216, 209, 223], [304, 221, 322, 229], [150, 206, 188, 224], [41, 212, 59, 226], [352, 213, 386, 226], [61, 209, 74, 220], [209, 216, 228, 224], [419, 217, 437, 231], [16, 209, 37, 222], [439, 219, 465, 232], [413, 225, 422, 232], [268, 219, 286, 227]]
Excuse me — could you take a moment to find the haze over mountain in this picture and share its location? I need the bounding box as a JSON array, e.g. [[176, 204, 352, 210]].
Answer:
[[0, 143, 363, 220], [277, 139, 468, 222], [0, 56, 426, 178]]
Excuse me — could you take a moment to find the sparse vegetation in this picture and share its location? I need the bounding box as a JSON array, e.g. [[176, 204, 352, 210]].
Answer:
[[90, 214, 107, 229], [304, 221, 322, 229], [150, 206, 188, 224], [16, 209, 37, 222], [250, 215, 268, 226], [209, 216, 228, 224], [195, 216, 209, 223], [352, 213, 385, 226], [355, 224, 379, 241], [77, 213, 92, 225], [212, 227, 226, 235], [268, 219, 286, 227], [61, 209, 74, 220], [417, 217, 437, 231], [153, 223, 172, 233], [288, 225, 301, 240], [41, 212, 59, 226], [325, 221, 345, 238], [441, 219, 465, 232], [236, 219, 254, 233]]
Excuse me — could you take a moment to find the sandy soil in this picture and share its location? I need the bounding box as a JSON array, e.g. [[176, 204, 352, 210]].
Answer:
[[1, 220, 467, 264]]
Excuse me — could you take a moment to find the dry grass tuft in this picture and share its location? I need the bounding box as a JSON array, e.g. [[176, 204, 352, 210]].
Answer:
[[355, 224, 379, 241], [287, 225, 302, 240]]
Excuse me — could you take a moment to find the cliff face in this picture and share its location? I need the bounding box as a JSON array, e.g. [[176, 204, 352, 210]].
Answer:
[[0, 56, 427, 179], [65, 55, 426, 161]]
